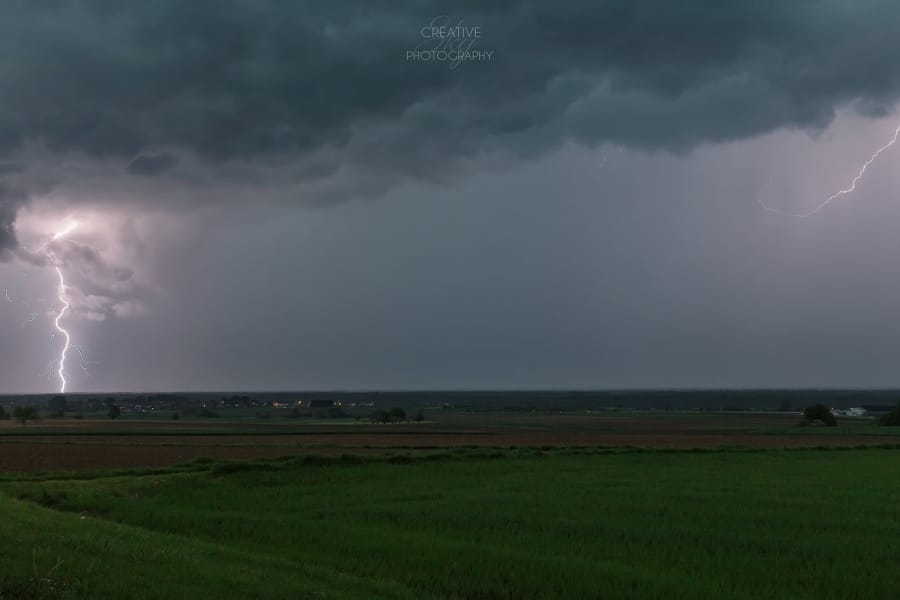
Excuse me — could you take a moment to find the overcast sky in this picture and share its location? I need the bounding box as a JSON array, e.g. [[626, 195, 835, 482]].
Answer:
[[4, 1, 900, 392]]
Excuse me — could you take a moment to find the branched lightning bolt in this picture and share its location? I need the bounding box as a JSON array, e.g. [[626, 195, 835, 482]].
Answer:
[[759, 124, 900, 218]]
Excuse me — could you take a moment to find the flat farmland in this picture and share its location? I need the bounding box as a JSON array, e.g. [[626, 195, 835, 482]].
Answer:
[[3, 412, 900, 598], [3, 447, 900, 598], [1, 411, 899, 472]]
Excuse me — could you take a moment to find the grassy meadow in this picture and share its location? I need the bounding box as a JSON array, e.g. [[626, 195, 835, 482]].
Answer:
[[1, 447, 900, 598]]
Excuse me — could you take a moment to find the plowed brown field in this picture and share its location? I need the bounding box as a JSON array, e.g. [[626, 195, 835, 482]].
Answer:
[[1, 412, 897, 472]]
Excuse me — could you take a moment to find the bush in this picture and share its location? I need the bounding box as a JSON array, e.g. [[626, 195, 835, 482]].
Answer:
[[803, 404, 837, 426], [0, 405, 9, 420], [107, 405, 121, 419], [389, 407, 406, 421]]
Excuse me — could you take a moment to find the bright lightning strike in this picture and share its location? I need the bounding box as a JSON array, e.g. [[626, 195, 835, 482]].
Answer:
[[759, 124, 900, 218], [53, 264, 71, 392], [48, 221, 78, 393]]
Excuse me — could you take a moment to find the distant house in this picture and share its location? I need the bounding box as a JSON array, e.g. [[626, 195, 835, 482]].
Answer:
[[847, 407, 866, 417]]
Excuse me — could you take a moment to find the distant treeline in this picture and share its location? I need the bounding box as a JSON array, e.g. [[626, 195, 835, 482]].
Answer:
[[2, 389, 899, 412]]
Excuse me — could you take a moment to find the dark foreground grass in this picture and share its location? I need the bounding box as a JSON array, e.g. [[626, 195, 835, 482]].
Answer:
[[2, 448, 900, 598]]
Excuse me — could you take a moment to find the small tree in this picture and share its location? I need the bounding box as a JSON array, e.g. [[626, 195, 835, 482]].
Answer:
[[777, 400, 792, 413], [803, 404, 837, 426], [107, 404, 121, 419], [13, 405, 39, 428], [0, 405, 9, 420], [414, 408, 424, 422], [389, 407, 406, 422]]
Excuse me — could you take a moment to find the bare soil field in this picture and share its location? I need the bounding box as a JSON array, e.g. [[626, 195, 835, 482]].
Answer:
[[1, 411, 897, 472]]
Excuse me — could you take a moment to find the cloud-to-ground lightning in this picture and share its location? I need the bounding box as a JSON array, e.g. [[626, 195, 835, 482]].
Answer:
[[52, 261, 71, 392], [47, 221, 79, 393], [758, 123, 900, 218]]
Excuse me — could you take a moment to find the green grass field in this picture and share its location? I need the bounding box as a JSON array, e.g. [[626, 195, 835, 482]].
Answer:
[[2, 448, 900, 598]]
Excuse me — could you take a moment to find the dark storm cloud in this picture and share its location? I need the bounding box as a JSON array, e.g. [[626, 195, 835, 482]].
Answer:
[[2, 0, 900, 166], [0, 0, 898, 235], [127, 153, 178, 176]]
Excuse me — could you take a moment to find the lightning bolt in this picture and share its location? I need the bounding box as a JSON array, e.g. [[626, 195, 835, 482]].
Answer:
[[759, 123, 900, 218], [48, 221, 78, 394], [52, 263, 71, 392]]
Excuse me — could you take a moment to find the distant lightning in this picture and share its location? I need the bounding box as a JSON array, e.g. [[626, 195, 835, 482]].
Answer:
[[47, 221, 78, 393], [5, 222, 84, 395], [759, 124, 900, 217], [52, 263, 71, 392]]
